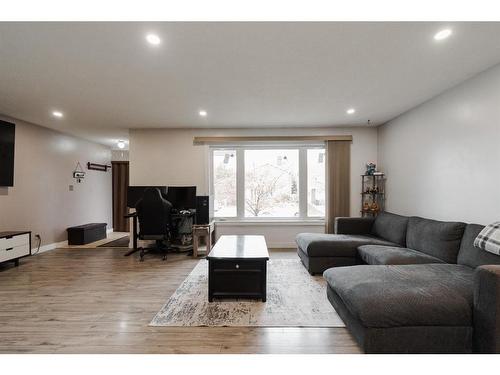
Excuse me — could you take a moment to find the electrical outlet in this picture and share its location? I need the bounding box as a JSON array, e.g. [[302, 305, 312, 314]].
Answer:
[[69, 185, 74, 191]]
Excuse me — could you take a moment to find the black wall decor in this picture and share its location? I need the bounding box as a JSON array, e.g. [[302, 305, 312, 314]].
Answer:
[[87, 162, 111, 171], [73, 162, 85, 183]]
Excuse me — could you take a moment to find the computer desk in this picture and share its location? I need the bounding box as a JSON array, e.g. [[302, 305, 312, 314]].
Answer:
[[124, 212, 138, 256], [123, 210, 196, 256]]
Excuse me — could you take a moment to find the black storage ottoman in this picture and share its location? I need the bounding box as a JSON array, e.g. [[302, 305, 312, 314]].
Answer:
[[67, 223, 107, 245]]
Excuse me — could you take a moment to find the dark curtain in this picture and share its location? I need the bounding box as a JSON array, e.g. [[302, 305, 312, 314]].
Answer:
[[112, 161, 129, 232]]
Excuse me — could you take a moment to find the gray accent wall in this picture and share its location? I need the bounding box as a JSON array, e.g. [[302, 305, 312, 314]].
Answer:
[[378, 63, 500, 224], [0, 115, 112, 248]]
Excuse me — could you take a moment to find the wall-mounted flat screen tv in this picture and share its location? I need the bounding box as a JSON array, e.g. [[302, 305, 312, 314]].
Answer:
[[0, 120, 15, 187]]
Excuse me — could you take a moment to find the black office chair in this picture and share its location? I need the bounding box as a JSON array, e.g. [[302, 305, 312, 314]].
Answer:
[[135, 187, 173, 261]]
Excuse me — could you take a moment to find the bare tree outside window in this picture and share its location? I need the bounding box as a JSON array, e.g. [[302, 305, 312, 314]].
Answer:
[[307, 149, 326, 216], [213, 150, 236, 217], [244, 150, 299, 217]]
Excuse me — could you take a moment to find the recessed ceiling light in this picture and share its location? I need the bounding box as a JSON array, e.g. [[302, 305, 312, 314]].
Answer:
[[434, 29, 452, 41], [346, 108, 356, 115], [199, 110, 208, 117], [146, 34, 161, 45], [52, 110, 63, 118], [117, 140, 126, 149]]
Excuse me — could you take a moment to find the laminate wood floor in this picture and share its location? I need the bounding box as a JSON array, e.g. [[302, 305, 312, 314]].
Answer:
[[0, 247, 361, 354]]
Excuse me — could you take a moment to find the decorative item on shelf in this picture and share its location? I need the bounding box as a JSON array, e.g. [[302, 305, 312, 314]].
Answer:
[[363, 202, 370, 212], [365, 186, 380, 194], [370, 202, 380, 213], [87, 162, 111, 172], [365, 162, 377, 176], [72, 162, 85, 183]]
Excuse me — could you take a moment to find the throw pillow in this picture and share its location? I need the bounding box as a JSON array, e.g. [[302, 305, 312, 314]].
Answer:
[[474, 222, 500, 255]]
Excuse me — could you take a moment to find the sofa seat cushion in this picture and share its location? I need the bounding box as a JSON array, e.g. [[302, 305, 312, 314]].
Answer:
[[358, 245, 445, 265], [324, 264, 474, 328], [295, 233, 398, 257]]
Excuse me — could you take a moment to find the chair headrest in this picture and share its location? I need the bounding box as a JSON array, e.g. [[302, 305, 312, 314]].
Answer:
[[142, 187, 163, 201]]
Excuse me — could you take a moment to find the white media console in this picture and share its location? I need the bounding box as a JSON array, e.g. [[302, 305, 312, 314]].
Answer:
[[0, 231, 31, 266]]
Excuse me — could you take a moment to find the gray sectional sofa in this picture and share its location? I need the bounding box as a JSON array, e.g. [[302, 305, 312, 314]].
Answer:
[[295, 212, 500, 353]]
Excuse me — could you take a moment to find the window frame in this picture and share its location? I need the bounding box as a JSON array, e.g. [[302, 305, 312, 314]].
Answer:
[[209, 144, 325, 222]]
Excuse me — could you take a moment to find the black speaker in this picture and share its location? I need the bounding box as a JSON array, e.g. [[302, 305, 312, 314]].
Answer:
[[195, 195, 213, 224]]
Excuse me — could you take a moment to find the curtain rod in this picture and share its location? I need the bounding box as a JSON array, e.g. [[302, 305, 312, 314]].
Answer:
[[193, 135, 352, 145]]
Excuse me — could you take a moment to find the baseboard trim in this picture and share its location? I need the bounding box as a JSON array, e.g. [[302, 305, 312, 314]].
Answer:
[[33, 228, 113, 254], [32, 230, 290, 253], [268, 242, 296, 249], [33, 239, 68, 255]]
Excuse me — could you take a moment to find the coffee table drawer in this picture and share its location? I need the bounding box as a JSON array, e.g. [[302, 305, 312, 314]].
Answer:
[[211, 259, 263, 271]]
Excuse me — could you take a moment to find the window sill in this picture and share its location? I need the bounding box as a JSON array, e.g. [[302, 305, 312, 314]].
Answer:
[[214, 219, 325, 227]]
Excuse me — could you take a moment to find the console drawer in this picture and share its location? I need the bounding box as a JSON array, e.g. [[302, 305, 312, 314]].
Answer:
[[0, 243, 30, 263], [0, 233, 30, 250]]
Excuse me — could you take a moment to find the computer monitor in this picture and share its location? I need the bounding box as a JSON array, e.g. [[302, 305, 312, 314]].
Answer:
[[127, 186, 167, 208], [166, 186, 197, 210]]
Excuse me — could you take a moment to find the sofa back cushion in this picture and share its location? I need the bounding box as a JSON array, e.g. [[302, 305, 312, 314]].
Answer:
[[457, 224, 500, 268], [371, 211, 409, 246], [406, 216, 466, 264]]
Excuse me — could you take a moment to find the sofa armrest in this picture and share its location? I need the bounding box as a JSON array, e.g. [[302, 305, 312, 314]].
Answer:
[[473, 265, 500, 353], [334, 217, 375, 235]]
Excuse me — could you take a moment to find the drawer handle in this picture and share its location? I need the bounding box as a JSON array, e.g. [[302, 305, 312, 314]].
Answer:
[[6, 247, 13, 251], [235, 264, 239, 269]]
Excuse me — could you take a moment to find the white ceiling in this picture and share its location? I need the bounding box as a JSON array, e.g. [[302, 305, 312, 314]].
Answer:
[[1, 22, 500, 148]]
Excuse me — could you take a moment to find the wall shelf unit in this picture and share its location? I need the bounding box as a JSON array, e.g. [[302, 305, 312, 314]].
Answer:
[[361, 174, 385, 217]]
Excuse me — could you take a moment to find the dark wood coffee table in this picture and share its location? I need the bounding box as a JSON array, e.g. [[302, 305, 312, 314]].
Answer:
[[207, 235, 269, 302]]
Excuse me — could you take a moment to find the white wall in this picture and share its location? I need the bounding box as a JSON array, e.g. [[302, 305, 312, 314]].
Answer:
[[378, 63, 500, 225], [0, 115, 113, 249], [129, 126, 378, 247]]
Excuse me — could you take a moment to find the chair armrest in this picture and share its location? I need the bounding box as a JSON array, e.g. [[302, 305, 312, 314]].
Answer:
[[334, 217, 375, 235], [473, 265, 500, 353]]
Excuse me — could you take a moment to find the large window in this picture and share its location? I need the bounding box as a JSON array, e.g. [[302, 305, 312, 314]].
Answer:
[[212, 146, 325, 220]]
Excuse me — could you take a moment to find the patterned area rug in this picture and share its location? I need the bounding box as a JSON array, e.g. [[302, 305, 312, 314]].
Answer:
[[150, 259, 345, 327]]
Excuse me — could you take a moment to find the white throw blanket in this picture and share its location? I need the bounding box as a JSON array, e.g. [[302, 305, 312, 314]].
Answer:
[[474, 222, 500, 255]]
